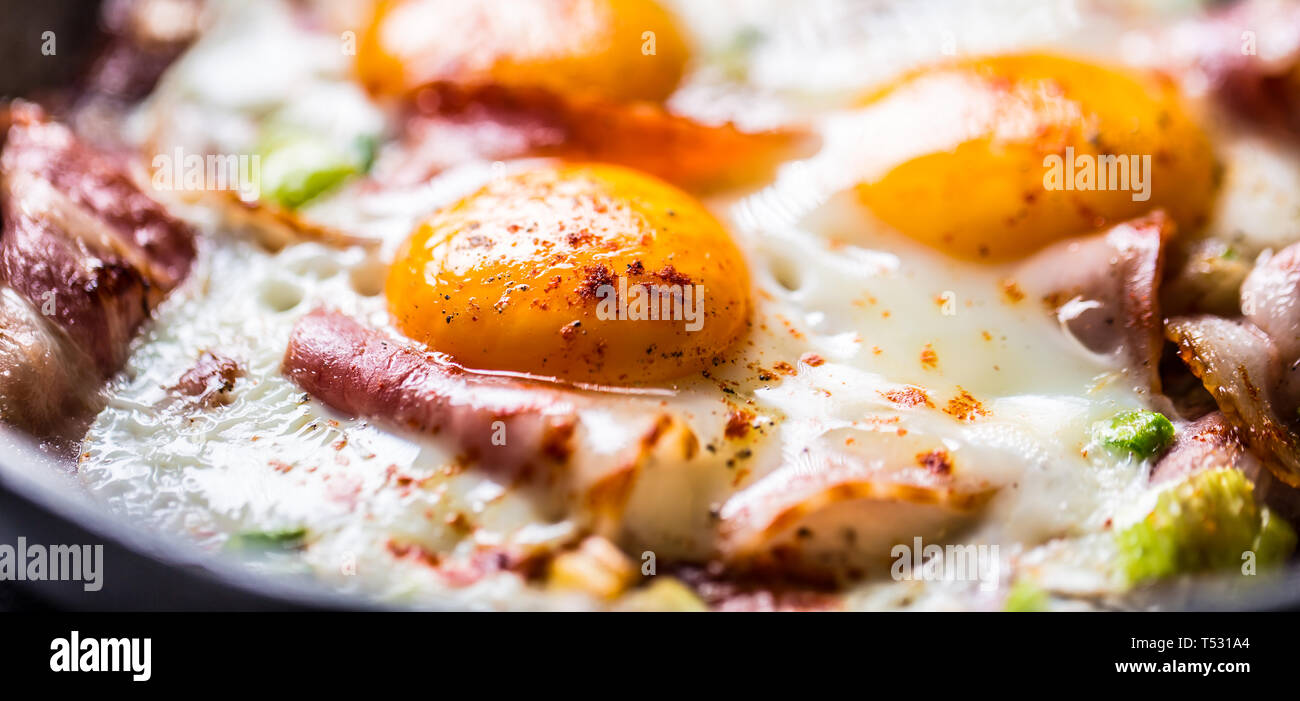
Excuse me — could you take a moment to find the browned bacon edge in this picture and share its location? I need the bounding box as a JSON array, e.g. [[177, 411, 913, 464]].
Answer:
[[0, 101, 196, 438], [282, 308, 581, 482], [3, 102, 195, 288], [377, 81, 815, 192]]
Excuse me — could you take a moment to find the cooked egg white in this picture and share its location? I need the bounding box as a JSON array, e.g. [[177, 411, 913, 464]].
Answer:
[[76, 0, 1298, 610]]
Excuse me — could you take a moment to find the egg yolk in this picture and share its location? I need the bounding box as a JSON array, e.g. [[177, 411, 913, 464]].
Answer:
[[357, 0, 689, 103], [853, 53, 1218, 261], [385, 163, 752, 384]]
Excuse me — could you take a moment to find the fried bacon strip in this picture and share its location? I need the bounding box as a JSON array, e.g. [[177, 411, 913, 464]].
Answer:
[[1166, 238, 1300, 488], [377, 82, 815, 192], [0, 104, 195, 374], [1166, 315, 1300, 486], [1239, 242, 1300, 364], [1164, 316, 1300, 491], [1155, 0, 1300, 137], [283, 308, 697, 535], [1150, 412, 1252, 485], [3, 105, 195, 288], [717, 444, 994, 582], [283, 308, 580, 480], [1015, 211, 1172, 392], [1151, 411, 1300, 523], [0, 103, 196, 436], [0, 287, 101, 436]]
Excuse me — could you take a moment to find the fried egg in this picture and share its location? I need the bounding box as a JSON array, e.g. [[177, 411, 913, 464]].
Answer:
[[75, 0, 1300, 610], [356, 0, 689, 102]]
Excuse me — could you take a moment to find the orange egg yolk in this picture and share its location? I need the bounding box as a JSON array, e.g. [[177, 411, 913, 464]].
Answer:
[[385, 163, 752, 384], [852, 53, 1217, 261], [357, 0, 689, 102]]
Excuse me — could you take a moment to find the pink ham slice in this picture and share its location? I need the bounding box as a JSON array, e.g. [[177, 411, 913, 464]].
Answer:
[[283, 308, 582, 481], [1015, 211, 1172, 393]]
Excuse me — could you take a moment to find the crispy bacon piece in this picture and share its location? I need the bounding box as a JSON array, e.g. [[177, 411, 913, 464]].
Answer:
[[1150, 412, 1251, 485], [1164, 0, 1300, 137], [1, 202, 149, 376], [1165, 237, 1300, 487], [3, 105, 195, 286], [377, 82, 815, 191], [1239, 242, 1300, 363], [210, 192, 380, 252], [283, 308, 581, 480], [717, 445, 994, 582], [1163, 240, 1300, 488], [0, 104, 196, 436], [1150, 410, 1300, 523], [0, 104, 196, 376], [0, 287, 101, 437], [1014, 211, 1172, 392], [1166, 315, 1300, 487], [170, 351, 242, 407]]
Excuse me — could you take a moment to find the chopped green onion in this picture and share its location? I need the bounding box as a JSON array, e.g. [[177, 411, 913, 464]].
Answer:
[[257, 134, 364, 210], [226, 527, 308, 552], [1093, 409, 1175, 459]]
